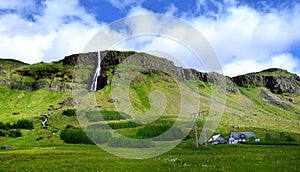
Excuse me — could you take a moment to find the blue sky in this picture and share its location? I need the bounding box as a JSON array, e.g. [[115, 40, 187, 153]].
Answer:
[[0, 0, 299, 76]]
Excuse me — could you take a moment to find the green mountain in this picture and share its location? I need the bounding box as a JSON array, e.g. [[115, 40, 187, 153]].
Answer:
[[0, 50, 299, 147]]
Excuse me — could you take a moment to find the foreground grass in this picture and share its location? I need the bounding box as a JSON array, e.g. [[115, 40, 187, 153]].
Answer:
[[0, 143, 299, 172]]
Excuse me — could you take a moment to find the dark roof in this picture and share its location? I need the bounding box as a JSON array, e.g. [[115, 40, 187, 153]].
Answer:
[[229, 132, 257, 139], [208, 134, 227, 142]]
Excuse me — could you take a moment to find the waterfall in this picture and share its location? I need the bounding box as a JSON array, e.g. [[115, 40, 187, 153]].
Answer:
[[90, 51, 101, 92]]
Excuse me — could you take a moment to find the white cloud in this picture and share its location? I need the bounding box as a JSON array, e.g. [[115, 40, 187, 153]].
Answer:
[[0, 0, 35, 11], [0, 0, 101, 63], [223, 53, 300, 77], [182, 4, 300, 76], [100, 8, 220, 71], [0, 0, 299, 77], [107, 0, 144, 10]]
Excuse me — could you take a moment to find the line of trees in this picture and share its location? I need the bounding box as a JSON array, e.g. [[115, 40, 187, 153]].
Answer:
[[0, 119, 34, 130], [60, 128, 112, 144]]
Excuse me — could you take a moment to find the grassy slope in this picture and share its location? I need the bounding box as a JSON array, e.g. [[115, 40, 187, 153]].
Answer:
[[0, 70, 299, 144], [0, 62, 299, 171]]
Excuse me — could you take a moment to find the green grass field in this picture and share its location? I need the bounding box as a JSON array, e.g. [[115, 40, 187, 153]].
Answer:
[[0, 143, 299, 172]]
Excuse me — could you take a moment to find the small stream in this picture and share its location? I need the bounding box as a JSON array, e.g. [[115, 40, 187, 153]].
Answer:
[[41, 53, 101, 134], [41, 111, 60, 134]]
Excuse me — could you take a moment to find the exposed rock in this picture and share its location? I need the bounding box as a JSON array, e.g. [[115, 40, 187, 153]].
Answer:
[[0, 71, 7, 76], [58, 97, 75, 107], [96, 50, 239, 92], [12, 112, 20, 115], [36, 137, 43, 141], [259, 89, 292, 110], [1, 51, 299, 95], [49, 105, 55, 110], [94, 105, 102, 108], [61, 52, 98, 66], [233, 68, 300, 93], [65, 125, 76, 129], [108, 98, 118, 103]]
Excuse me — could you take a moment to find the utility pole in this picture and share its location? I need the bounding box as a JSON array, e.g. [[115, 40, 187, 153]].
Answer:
[[192, 112, 199, 148], [201, 111, 208, 147], [191, 111, 208, 148]]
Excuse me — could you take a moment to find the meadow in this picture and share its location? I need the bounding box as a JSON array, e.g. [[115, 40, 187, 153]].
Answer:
[[0, 142, 299, 172]]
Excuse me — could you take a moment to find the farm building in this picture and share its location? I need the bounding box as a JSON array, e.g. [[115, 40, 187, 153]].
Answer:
[[208, 134, 227, 145], [228, 132, 260, 144]]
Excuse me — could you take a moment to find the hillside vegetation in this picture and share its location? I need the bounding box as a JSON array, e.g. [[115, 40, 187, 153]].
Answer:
[[0, 51, 299, 171], [0, 51, 299, 148]]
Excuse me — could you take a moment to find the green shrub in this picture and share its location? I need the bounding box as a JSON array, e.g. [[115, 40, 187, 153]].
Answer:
[[62, 109, 76, 117], [108, 137, 152, 148], [13, 119, 34, 130], [108, 121, 141, 129], [0, 130, 6, 136], [136, 125, 184, 141], [87, 123, 111, 130], [280, 132, 296, 142], [265, 132, 296, 142], [87, 121, 141, 130], [0, 122, 12, 130], [8, 129, 22, 138], [85, 129, 112, 144], [0, 120, 33, 130], [85, 111, 131, 122], [60, 128, 93, 144]]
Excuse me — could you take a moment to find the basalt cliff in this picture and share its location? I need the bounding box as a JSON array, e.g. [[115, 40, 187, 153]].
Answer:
[[0, 50, 299, 94]]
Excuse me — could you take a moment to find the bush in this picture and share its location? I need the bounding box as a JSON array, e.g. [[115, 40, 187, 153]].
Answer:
[[0, 120, 33, 130], [85, 111, 131, 122], [8, 129, 22, 138], [0, 122, 12, 130], [265, 132, 296, 142], [62, 109, 76, 117], [13, 119, 34, 130], [136, 125, 184, 141], [0, 130, 6, 136], [87, 121, 141, 130], [108, 121, 141, 129], [280, 132, 296, 142], [85, 129, 112, 144], [108, 137, 152, 148], [87, 123, 111, 130], [60, 128, 93, 144]]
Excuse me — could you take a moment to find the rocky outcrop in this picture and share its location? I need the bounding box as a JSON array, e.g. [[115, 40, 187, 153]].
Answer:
[[96, 51, 239, 92], [233, 68, 300, 93], [1, 51, 299, 94], [61, 52, 98, 66]]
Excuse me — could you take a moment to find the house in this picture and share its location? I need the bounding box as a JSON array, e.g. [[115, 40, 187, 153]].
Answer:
[[208, 134, 227, 145], [228, 132, 260, 144]]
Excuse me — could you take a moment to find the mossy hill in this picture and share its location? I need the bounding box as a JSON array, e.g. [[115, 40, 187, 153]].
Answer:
[[0, 50, 299, 147]]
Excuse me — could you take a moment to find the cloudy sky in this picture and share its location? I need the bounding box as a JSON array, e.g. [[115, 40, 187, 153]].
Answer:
[[0, 0, 299, 76]]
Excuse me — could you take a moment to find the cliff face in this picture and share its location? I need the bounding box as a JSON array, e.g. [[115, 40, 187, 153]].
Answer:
[[233, 68, 300, 93], [95, 51, 239, 92], [1, 51, 299, 94]]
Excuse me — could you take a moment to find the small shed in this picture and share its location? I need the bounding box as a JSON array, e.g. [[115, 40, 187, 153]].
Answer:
[[208, 134, 227, 145], [228, 132, 259, 144], [1, 145, 13, 150]]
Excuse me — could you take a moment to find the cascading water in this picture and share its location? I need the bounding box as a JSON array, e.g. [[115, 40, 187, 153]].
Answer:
[[90, 51, 101, 92]]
